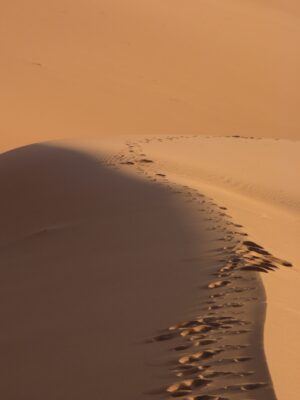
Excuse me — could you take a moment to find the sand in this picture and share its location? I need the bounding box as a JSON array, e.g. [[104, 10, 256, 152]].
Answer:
[[0, 139, 276, 399], [141, 135, 300, 398], [1, 0, 300, 152], [0, 142, 213, 399], [1, 0, 299, 399], [0, 135, 298, 399]]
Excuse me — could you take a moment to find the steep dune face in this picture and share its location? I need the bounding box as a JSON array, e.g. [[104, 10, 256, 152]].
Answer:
[[1, 0, 299, 151], [0, 141, 277, 400], [0, 143, 207, 400]]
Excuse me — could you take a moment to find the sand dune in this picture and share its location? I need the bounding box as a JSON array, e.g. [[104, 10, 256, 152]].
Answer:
[[0, 135, 298, 399], [135, 134, 300, 399], [1, 1, 299, 398], [0, 140, 276, 399], [0, 143, 215, 399], [1, 0, 300, 152]]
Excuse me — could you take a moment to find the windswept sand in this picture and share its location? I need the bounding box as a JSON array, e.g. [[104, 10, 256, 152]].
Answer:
[[1, 0, 300, 151], [136, 134, 300, 399], [0, 139, 276, 399], [1, 0, 299, 398], [0, 142, 214, 399], [0, 135, 298, 399]]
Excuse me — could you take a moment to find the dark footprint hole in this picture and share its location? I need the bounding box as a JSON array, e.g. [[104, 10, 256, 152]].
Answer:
[[240, 266, 269, 273], [226, 382, 267, 391], [139, 158, 154, 163], [120, 161, 135, 165]]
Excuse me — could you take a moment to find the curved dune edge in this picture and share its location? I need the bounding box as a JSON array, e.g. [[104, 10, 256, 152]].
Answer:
[[127, 134, 299, 399], [0, 142, 223, 399], [0, 135, 298, 399], [54, 134, 298, 398]]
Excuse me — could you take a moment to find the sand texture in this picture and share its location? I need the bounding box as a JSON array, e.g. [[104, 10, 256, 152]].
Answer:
[[0, 135, 298, 399], [0, 1, 299, 398]]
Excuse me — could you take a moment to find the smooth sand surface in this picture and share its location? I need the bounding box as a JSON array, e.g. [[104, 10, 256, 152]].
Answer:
[[1, 0, 300, 152]]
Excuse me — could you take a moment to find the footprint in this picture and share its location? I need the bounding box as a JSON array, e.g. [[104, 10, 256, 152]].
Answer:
[[174, 364, 207, 377], [208, 304, 224, 310], [224, 329, 251, 336], [282, 260, 293, 267], [153, 332, 178, 342], [216, 356, 252, 365], [233, 356, 252, 363], [180, 325, 213, 337], [179, 349, 221, 364], [240, 265, 269, 273], [208, 280, 231, 289], [226, 382, 267, 391], [120, 161, 135, 165], [174, 344, 193, 351], [139, 158, 154, 163], [243, 241, 271, 256], [199, 339, 218, 346], [167, 377, 211, 395], [189, 396, 229, 400], [204, 371, 233, 378], [169, 319, 207, 331]]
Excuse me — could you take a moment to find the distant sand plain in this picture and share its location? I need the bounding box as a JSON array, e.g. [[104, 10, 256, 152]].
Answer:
[[1, 0, 300, 152]]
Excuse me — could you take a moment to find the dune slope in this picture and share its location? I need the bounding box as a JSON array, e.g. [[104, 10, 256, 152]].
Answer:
[[0, 140, 277, 399], [139, 134, 300, 399]]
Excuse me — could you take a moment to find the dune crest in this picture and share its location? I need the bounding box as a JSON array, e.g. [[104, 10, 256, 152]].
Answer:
[[1, 135, 298, 398], [132, 134, 300, 399]]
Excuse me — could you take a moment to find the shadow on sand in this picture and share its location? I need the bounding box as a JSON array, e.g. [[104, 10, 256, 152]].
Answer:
[[0, 143, 275, 400]]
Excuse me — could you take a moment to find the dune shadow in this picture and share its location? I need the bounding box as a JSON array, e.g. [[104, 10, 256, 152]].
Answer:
[[0, 143, 275, 400], [0, 143, 210, 400]]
